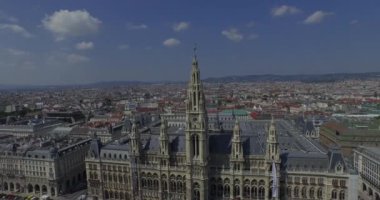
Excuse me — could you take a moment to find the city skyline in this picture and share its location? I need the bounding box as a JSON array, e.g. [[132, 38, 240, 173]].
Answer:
[[1, 0, 380, 85]]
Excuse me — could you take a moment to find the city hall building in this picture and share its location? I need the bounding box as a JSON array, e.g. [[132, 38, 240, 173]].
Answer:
[[85, 54, 352, 200]]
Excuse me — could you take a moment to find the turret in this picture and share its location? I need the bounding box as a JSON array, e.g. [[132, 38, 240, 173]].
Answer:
[[130, 122, 140, 156], [160, 119, 169, 156], [266, 116, 280, 161], [231, 119, 244, 170]]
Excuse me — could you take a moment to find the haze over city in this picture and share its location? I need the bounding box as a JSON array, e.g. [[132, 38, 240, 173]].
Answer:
[[1, 1, 380, 200], [1, 0, 380, 85]]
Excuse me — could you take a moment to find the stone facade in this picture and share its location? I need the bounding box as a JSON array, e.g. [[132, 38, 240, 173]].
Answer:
[[85, 54, 353, 200], [0, 137, 90, 198], [354, 146, 380, 200]]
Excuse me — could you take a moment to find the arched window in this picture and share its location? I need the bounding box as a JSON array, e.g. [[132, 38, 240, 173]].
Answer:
[[192, 134, 199, 158], [294, 186, 299, 197], [170, 181, 176, 192], [42, 185, 47, 194], [287, 186, 292, 197], [251, 186, 257, 197], [177, 181, 182, 193], [34, 185, 40, 194], [211, 184, 217, 196], [332, 190, 337, 199], [51, 187, 55, 196], [302, 186, 307, 198], [234, 185, 240, 197], [105, 190, 109, 199], [363, 183, 367, 191], [317, 188, 323, 199], [161, 180, 167, 191], [310, 187, 315, 198], [217, 184, 223, 197], [2, 182, 8, 191], [193, 183, 200, 200], [148, 179, 153, 190], [258, 187, 265, 198], [243, 186, 250, 198], [339, 190, 345, 200], [154, 180, 159, 190], [15, 183, 21, 192], [27, 184, 33, 193], [224, 185, 230, 197]]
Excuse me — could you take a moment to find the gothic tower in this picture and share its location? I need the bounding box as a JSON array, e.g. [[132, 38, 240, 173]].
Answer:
[[159, 118, 169, 158], [185, 49, 209, 200], [231, 119, 244, 170], [266, 117, 279, 161], [130, 122, 140, 156], [266, 116, 280, 200]]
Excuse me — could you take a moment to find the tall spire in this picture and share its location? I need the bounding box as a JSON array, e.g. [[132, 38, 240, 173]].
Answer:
[[231, 119, 244, 171], [192, 43, 198, 65], [233, 119, 241, 139], [266, 116, 279, 161], [185, 47, 209, 200], [185, 46, 208, 163], [130, 121, 140, 156], [160, 118, 169, 156], [193, 43, 197, 60]]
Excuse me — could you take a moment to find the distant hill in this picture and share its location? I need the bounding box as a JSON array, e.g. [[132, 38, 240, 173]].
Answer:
[[203, 72, 380, 83], [1, 72, 379, 90]]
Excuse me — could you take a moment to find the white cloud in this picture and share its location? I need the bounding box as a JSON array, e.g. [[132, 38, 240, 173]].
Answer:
[[67, 54, 90, 63], [42, 10, 101, 40], [247, 34, 259, 40], [7, 48, 29, 56], [126, 23, 148, 30], [173, 22, 190, 32], [246, 21, 255, 28], [350, 20, 359, 25], [0, 11, 18, 23], [163, 38, 181, 47], [119, 44, 130, 50], [221, 28, 243, 42], [0, 24, 33, 38], [76, 41, 94, 50], [303, 11, 333, 24], [271, 5, 301, 17]]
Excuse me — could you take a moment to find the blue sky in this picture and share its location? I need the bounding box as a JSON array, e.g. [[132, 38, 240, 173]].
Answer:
[[0, 1, 379, 85]]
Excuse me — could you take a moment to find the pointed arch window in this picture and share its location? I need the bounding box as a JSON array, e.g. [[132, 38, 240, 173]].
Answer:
[[193, 182, 201, 200], [258, 187, 265, 198], [317, 188, 323, 199], [339, 190, 345, 200], [192, 134, 199, 158]]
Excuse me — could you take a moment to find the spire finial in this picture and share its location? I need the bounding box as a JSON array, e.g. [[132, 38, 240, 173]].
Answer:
[[193, 43, 197, 59]]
